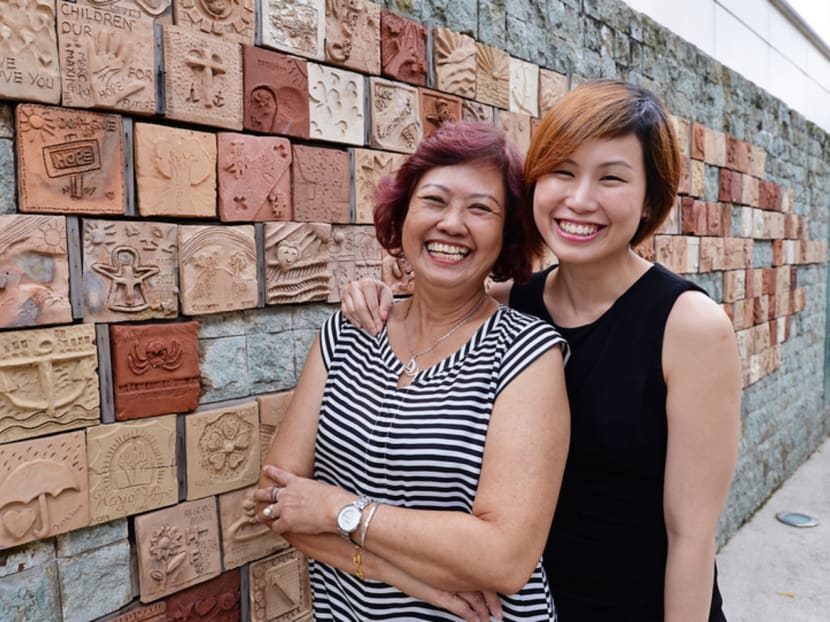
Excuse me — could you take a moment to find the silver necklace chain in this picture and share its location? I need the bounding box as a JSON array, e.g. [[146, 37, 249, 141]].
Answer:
[[402, 295, 488, 378]]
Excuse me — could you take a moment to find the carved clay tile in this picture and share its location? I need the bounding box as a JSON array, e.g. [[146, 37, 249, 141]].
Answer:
[[0, 323, 99, 444], [57, 0, 156, 114], [162, 25, 243, 130], [432, 28, 475, 99], [0, 214, 71, 328], [476, 43, 509, 109], [242, 45, 310, 139], [249, 548, 312, 622], [497, 110, 531, 155], [353, 148, 406, 224], [670, 115, 691, 158], [165, 568, 241, 621], [86, 414, 178, 524], [291, 144, 350, 223], [184, 401, 260, 499], [82, 219, 179, 322], [0, 0, 61, 104], [0, 430, 89, 549], [307, 62, 365, 146], [380, 10, 426, 86], [218, 133, 292, 222], [419, 87, 461, 137], [16, 104, 125, 215], [178, 224, 259, 315], [381, 251, 414, 297], [325, 0, 380, 75], [690, 122, 705, 160], [259, 0, 325, 61], [173, 0, 254, 44], [538, 68, 568, 117], [461, 99, 494, 126], [134, 122, 217, 219], [368, 77, 422, 154], [134, 497, 222, 602], [107, 601, 167, 622], [218, 485, 288, 570], [258, 390, 294, 464], [328, 225, 382, 303], [110, 321, 200, 420], [509, 57, 539, 118], [263, 222, 331, 305]]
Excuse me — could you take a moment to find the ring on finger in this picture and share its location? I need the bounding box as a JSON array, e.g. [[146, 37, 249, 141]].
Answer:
[[270, 486, 279, 504], [263, 505, 273, 519]]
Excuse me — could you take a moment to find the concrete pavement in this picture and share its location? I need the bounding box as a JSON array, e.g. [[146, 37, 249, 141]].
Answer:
[[717, 437, 830, 621]]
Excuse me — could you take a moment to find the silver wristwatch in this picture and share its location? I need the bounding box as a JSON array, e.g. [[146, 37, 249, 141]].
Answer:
[[336, 494, 373, 542]]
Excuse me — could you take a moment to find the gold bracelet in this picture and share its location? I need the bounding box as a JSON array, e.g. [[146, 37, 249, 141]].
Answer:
[[352, 545, 365, 580]]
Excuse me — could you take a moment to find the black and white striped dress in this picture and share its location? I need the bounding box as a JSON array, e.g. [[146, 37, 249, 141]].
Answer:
[[312, 306, 568, 621]]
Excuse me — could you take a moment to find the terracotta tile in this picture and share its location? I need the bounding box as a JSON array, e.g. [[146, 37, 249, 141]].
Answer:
[[368, 78, 422, 154], [248, 549, 312, 622], [217, 133, 292, 222], [690, 122, 705, 160], [327, 225, 382, 303], [107, 602, 167, 622], [242, 46, 309, 139], [380, 10, 426, 86], [497, 110, 531, 155], [258, 390, 294, 464], [86, 415, 178, 524], [178, 224, 259, 315], [173, 0, 254, 44], [704, 127, 726, 167], [82, 219, 178, 322], [165, 568, 241, 620], [263, 222, 331, 305], [57, 1, 156, 114], [258, 0, 325, 61], [16, 104, 125, 215], [307, 62, 365, 146], [476, 43, 509, 109], [110, 321, 200, 420], [0, 430, 89, 548], [0, 324, 99, 444], [381, 251, 415, 297], [670, 115, 690, 158], [736, 140, 751, 174], [685, 236, 700, 273], [461, 99, 494, 125], [725, 135, 739, 170], [134, 497, 222, 602], [184, 401, 260, 500], [654, 235, 686, 274], [509, 57, 539, 117], [419, 87, 461, 136], [749, 144, 766, 178], [654, 196, 679, 235], [353, 148, 406, 224], [677, 156, 690, 195], [0, 214, 72, 328], [730, 170, 742, 203], [706, 201, 723, 237], [742, 175, 759, 208], [0, 0, 61, 104], [432, 28, 475, 99], [324, 0, 380, 75], [162, 25, 243, 130], [538, 68, 568, 117], [291, 144, 350, 222], [690, 159, 705, 197], [218, 485, 288, 569], [134, 122, 216, 218]]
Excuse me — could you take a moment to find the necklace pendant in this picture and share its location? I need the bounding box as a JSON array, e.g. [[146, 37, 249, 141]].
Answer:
[[402, 357, 419, 377]]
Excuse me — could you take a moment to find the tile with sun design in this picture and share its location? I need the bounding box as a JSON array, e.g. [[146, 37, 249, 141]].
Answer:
[[173, 0, 254, 44]]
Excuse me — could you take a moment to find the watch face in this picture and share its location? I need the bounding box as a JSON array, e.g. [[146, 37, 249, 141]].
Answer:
[[338, 505, 361, 533]]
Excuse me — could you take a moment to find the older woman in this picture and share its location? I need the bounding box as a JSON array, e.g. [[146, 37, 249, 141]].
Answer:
[[255, 121, 570, 621]]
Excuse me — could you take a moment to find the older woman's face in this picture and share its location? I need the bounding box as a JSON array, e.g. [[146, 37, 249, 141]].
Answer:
[[401, 161, 505, 293]]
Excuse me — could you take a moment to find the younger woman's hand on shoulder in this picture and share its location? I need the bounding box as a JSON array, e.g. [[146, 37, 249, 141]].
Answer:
[[340, 278, 394, 335]]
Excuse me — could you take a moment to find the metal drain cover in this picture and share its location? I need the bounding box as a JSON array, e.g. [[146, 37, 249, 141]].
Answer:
[[775, 512, 819, 528]]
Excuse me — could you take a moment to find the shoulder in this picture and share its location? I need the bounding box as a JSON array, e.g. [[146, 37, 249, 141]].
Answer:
[[494, 306, 568, 358], [663, 290, 737, 370]]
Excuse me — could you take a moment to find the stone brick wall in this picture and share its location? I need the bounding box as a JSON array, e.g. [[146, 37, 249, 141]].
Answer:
[[0, 0, 827, 620]]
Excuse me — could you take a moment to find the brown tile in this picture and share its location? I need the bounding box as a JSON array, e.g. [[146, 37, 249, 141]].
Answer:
[[432, 28, 475, 99], [110, 321, 200, 421], [217, 133, 292, 222], [308, 62, 365, 146], [86, 415, 178, 524], [475, 43, 509, 109], [242, 45, 309, 139], [257, 390, 294, 464], [178, 224, 259, 315], [0, 324, 99, 444], [461, 99, 494, 125], [380, 10, 426, 86], [106, 602, 167, 622], [704, 127, 726, 167], [173, 0, 254, 44], [291, 145, 350, 223], [0, 215, 72, 328], [218, 485, 288, 570], [690, 122, 705, 160], [353, 148, 406, 224], [382, 251, 415, 297], [670, 115, 690, 158], [57, 1, 156, 114], [259, 0, 325, 61], [509, 57, 539, 117], [162, 25, 243, 130], [249, 549, 312, 622], [134, 497, 222, 602], [126, 0, 173, 23], [324, 0, 380, 75], [82, 219, 179, 322], [328, 225, 382, 303], [497, 110, 531, 155], [0, 0, 61, 104], [538, 68, 568, 117], [0, 430, 89, 548], [134, 122, 217, 218], [419, 88, 461, 136], [263, 222, 331, 305], [165, 568, 241, 620], [184, 401, 260, 500], [368, 78, 422, 154], [16, 104, 125, 215]]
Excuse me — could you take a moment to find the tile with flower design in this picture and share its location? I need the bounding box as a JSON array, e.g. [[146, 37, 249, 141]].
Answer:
[[264, 222, 331, 305], [165, 568, 241, 621], [259, 0, 325, 61], [0, 0, 61, 104], [249, 548, 312, 622], [307, 62, 364, 146], [218, 484, 288, 569], [324, 0, 380, 75]]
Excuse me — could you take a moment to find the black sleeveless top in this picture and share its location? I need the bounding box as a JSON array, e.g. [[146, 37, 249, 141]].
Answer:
[[510, 263, 726, 622]]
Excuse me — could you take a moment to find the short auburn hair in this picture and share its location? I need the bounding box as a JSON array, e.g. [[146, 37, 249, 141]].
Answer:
[[525, 79, 681, 246], [374, 121, 537, 282]]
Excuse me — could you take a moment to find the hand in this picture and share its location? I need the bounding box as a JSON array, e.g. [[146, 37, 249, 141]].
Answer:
[[87, 31, 146, 106], [340, 277, 394, 336]]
